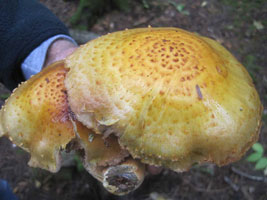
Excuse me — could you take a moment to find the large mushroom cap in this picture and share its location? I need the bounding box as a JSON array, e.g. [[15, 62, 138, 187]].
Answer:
[[65, 27, 262, 171]]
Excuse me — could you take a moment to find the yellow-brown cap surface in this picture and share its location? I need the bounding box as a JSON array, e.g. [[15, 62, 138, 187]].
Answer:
[[0, 108, 4, 137], [0, 61, 76, 172], [65, 27, 262, 171]]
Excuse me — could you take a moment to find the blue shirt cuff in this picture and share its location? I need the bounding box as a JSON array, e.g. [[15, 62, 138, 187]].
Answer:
[[21, 34, 77, 79]]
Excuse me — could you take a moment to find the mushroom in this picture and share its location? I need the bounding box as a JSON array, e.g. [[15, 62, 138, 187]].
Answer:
[[0, 61, 145, 195], [65, 27, 262, 171], [0, 27, 262, 194]]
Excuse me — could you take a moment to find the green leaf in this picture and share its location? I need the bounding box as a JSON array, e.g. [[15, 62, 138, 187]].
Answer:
[[176, 4, 185, 12], [113, 0, 130, 11], [201, 1, 208, 7], [253, 20, 264, 30], [181, 10, 190, 15], [0, 94, 10, 100], [246, 152, 263, 162], [168, 1, 190, 15], [169, 1, 183, 12], [74, 155, 85, 172], [252, 143, 264, 154], [142, 0, 150, 9], [244, 55, 259, 72], [255, 157, 267, 170]]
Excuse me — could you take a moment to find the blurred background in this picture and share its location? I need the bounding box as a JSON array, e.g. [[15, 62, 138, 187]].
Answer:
[[0, 0, 266, 199]]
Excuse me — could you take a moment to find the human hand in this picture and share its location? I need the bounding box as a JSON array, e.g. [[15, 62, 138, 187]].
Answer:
[[43, 39, 78, 68], [147, 165, 163, 175]]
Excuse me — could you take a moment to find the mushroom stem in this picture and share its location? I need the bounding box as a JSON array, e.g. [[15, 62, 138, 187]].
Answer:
[[90, 158, 145, 195], [74, 122, 146, 195]]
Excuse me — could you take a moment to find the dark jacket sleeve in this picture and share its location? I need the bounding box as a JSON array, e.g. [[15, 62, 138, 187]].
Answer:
[[0, 0, 70, 90]]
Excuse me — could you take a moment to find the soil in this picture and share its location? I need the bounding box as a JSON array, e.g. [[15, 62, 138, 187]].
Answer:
[[0, 0, 267, 200]]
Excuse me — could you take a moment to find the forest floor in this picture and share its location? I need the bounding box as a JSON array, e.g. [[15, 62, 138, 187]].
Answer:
[[0, 0, 267, 199]]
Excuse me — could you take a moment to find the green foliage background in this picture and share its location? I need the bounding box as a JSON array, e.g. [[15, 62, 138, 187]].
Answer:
[[70, 0, 130, 28]]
